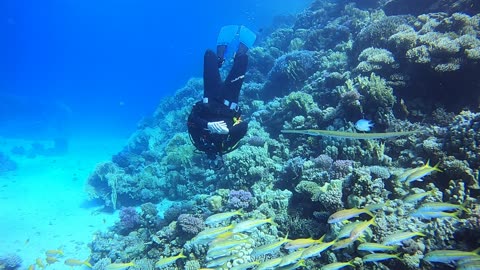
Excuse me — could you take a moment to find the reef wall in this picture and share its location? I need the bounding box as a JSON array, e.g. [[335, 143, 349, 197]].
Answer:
[[85, 0, 480, 269]]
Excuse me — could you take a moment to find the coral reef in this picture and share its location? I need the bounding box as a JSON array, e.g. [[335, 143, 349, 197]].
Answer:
[[84, 1, 480, 269]]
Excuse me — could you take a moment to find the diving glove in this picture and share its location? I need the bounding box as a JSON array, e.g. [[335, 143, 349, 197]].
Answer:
[[207, 121, 229, 134]]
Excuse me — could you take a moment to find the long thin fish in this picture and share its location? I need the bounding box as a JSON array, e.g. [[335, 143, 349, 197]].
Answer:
[[281, 129, 420, 140]]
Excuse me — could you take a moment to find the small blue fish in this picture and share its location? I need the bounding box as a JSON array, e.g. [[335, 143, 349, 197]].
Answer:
[[355, 119, 374, 132]]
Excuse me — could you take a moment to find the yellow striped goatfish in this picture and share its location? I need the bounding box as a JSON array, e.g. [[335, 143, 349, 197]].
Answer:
[[404, 190, 436, 204], [232, 217, 276, 233], [154, 251, 186, 268], [284, 234, 325, 250], [416, 202, 467, 212], [300, 238, 337, 259], [205, 210, 243, 225], [423, 248, 480, 263], [328, 208, 374, 223], [252, 233, 290, 256], [256, 257, 282, 270], [105, 262, 135, 270], [363, 253, 402, 262], [349, 217, 377, 241], [320, 261, 354, 270], [456, 257, 480, 270], [64, 259, 92, 268], [396, 160, 442, 184], [191, 224, 234, 244], [357, 242, 399, 253], [410, 210, 460, 219], [278, 249, 304, 267], [230, 261, 261, 270], [382, 231, 426, 246]]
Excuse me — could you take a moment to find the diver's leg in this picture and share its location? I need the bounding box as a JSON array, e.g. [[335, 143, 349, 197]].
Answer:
[[223, 53, 248, 103], [203, 49, 222, 101], [216, 45, 227, 67], [236, 42, 249, 57]]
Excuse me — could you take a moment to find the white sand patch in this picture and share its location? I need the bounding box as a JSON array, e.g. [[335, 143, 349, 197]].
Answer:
[[0, 136, 127, 269]]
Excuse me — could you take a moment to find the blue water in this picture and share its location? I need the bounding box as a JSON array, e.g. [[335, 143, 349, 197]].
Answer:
[[2, 0, 310, 139]]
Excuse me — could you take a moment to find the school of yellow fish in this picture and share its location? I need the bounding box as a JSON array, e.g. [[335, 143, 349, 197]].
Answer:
[[22, 161, 479, 270], [184, 161, 478, 270]]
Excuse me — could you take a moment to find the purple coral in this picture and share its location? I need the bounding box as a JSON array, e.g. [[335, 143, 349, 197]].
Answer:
[[313, 154, 333, 170], [177, 214, 205, 235], [330, 159, 354, 179], [228, 190, 253, 209], [119, 207, 141, 231]]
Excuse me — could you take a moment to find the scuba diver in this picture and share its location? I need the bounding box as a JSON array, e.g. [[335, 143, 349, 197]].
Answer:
[[187, 25, 256, 169]]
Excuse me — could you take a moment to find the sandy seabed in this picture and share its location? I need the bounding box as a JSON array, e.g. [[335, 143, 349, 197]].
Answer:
[[0, 136, 127, 269]]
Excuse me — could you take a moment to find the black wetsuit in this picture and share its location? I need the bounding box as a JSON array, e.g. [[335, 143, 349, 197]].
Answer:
[[187, 49, 248, 159]]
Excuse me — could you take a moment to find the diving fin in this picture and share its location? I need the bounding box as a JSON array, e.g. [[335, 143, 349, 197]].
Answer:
[[238, 25, 256, 49], [217, 25, 240, 46], [216, 25, 257, 61]]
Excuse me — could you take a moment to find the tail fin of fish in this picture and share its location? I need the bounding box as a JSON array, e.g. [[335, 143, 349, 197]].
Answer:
[[431, 161, 442, 172], [364, 208, 375, 218], [177, 250, 187, 259], [83, 259, 92, 268], [266, 217, 277, 226], [318, 234, 326, 242], [370, 216, 378, 227], [283, 232, 290, 242]]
